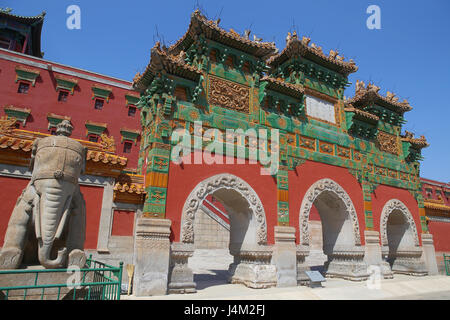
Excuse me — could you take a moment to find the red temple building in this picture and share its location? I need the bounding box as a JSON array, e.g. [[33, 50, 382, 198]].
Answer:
[[0, 9, 449, 295]]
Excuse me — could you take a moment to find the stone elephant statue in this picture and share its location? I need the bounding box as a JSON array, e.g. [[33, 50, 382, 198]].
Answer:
[[0, 120, 88, 269]]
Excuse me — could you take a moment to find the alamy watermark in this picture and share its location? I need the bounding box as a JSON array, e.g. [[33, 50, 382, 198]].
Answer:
[[366, 265, 382, 290], [366, 5, 381, 30], [66, 5, 81, 30], [171, 121, 280, 175], [66, 265, 82, 289]]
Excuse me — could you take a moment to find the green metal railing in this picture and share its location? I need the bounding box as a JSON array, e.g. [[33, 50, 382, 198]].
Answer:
[[444, 254, 450, 276], [0, 255, 123, 300]]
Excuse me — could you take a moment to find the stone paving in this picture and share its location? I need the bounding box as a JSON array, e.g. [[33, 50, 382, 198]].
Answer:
[[123, 249, 450, 300], [123, 274, 450, 300]]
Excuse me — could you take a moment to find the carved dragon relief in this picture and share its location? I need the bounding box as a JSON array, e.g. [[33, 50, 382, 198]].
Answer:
[[208, 75, 250, 113], [376, 131, 399, 155]]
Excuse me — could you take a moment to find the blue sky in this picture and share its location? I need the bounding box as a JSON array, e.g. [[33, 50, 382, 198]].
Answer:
[[4, 0, 450, 182]]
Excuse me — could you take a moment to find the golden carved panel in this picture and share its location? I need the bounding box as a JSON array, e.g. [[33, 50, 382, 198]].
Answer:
[[299, 135, 316, 151], [319, 141, 334, 155], [376, 131, 399, 155], [337, 146, 351, 159], [208, 75, 250, 113]]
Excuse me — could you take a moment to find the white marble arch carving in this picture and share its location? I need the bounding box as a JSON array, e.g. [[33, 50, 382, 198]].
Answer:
[[299, 178, 362, 246], [180, 173, 267, 245], [380, 199, 420, 247]]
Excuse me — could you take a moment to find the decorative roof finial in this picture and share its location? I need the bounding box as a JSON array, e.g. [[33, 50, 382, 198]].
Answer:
[[292, 30, 298, 40], [253, 34, 262, 42], [286, 32, 292, 43]]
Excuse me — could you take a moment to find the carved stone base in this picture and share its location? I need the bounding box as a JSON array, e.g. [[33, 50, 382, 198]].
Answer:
[[325, 248, 369, 281], [421, 233, 439, 276], [390, 255, 428, 276], [168, 242, 196, 294], [364, 231, 393, 279], [133, 218, 172, 296], [272, 226, 297, 287], [296, 245, 310, 286], [385, 247, 428, 276], [379, 261, 394, 279], [68, 249, 86, 268], [230, 247, 277, 289], [0, 247, 22, 270]]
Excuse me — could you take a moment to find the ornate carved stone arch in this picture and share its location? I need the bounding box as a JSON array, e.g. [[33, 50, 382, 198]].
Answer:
[[180, 173, 267, 245], [380, 199, 420, 247], [299, 178, 362, 246]]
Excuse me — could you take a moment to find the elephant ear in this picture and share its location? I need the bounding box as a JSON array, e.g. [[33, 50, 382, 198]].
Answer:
[[30, 138, 41, 172]]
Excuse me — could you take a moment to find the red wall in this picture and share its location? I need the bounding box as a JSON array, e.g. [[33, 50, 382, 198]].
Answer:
[[0, 176, 30, 247], [371, 184, 422, 244], [165, 151, 278, 244], [428, 221, 450, 252], [111, 210, 135, 236], [0, 51, 141, 169], [288, 160, 365, 245]]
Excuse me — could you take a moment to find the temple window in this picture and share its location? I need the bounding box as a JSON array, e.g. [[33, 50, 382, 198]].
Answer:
[[209, 49, 218, 63], [88, 134, 99, 143], [0, 37, 10, 49], [123, 141, 133, 153], [174, 86, 188, 102], [50, 127, 57, 135], [58, 90, 69, 102], [85, 120, 107, 139], [17, 82, 30, 94], [242, 61, 251, 74], [120, 128, 140, 147], [225, 55, 234, 69], [128, 106, 136, 117], [94, 98, 104, 110]]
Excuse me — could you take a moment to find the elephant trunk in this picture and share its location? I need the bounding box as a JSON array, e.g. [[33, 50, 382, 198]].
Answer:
[[38, 242, 67, 269], [36, 183, 73, 268]]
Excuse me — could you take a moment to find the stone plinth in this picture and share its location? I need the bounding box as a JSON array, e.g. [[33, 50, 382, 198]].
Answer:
[[133, 218, 171, 296], [296, 245, 310, 285], [363, 230, 393, 279], [421, 233, 439, 276], [383, 246, 428, 276], [272, 226, 297, 287], [325, 246, 369, 281], [168, 242, 196, 294], [231, 246, 277, 289]]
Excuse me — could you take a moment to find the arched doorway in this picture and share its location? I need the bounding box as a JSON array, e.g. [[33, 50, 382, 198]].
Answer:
[[380, 199, 427, 276], [298, 178, 368, 281], [168, 173, 276, 293]]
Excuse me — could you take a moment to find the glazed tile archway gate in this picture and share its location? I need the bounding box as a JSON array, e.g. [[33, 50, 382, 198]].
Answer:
[[380, 199, 427, 276], [297, 178, 369, 281], [126, 10, 438, 295], [169, 173, 276, 293]]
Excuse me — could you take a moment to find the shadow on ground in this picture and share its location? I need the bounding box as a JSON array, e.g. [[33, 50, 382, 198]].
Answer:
[[193, 270, 230, 290]]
